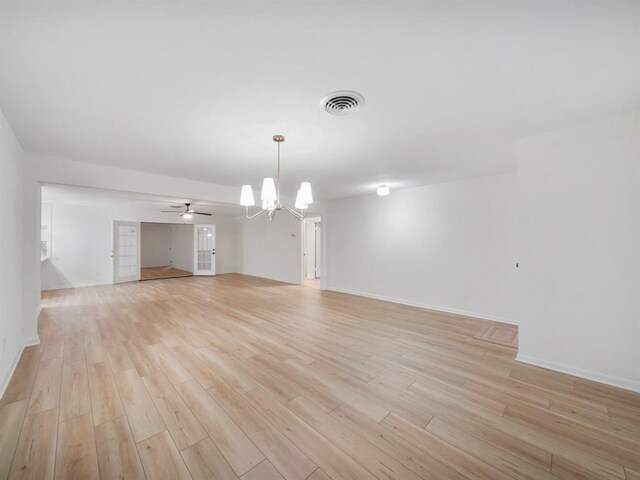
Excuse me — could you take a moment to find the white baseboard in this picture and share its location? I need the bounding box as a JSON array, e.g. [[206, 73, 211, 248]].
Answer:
[[0, 334, 42, 399], [42, 280, 112, 291], [328, 287, 517, 326], [0, 346, 23, 400], [516, 354, 640, 394], [24, 335, 41, 346], [238, 270, 299, 286]]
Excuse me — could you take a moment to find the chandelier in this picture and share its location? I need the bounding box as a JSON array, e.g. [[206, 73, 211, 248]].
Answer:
[[239, 135, 313, 221]]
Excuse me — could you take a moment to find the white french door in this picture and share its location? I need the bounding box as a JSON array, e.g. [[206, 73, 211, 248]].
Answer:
[[113, 221, 141, 284], [193, 224, 215, 276]]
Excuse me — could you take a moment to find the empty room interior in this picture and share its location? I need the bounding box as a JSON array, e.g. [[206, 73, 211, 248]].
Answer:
[[0, 2, 639, 480]]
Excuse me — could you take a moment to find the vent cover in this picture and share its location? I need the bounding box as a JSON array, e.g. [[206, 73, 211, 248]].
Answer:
[[320, 91, 365, 116]]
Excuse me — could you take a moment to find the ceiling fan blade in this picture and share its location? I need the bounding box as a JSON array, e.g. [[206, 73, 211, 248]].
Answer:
[[193, 212, 212, 216], [169, 205, 184, 208], [161, 211, 181, 213]]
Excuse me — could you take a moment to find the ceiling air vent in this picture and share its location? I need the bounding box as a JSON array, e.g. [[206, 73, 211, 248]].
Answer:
[[320, 91, 365, 116]]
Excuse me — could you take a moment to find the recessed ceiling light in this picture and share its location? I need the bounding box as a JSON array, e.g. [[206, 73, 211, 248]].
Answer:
[[377, 184, 390, 196]]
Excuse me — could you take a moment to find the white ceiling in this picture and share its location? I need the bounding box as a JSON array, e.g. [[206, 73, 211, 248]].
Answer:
[[2, 1, 639, 199], [42, 184, 244, 217]]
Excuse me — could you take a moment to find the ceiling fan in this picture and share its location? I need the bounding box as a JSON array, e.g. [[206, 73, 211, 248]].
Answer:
[[161, 203, 212, 219]]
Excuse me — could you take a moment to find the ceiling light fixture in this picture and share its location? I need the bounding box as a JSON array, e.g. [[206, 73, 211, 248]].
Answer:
[[240, 135, 313, 221], [376, 184, 390, 196]]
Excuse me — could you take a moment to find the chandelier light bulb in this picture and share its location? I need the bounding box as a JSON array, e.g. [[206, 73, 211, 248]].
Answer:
[[183, 213, 193, 220], [261, 178, 277, 202], [295, 189, 307, 210], [240, 185, 255, 206], [300, 182, 313, 205], [377, 184, 390, 196]]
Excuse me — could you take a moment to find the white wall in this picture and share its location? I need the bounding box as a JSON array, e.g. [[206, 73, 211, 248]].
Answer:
[[168, 224, 195, 273], [213, 215, 240, 275], [41, 203, 112, 289], [517, 111, 640, 392], [21, 164, 41, 346], [237, 213, 303, 284], [0, 108, 30, 397], [41, 197, 238, 290], [141, 223, 171, 267], [325, 174, 519, 324]]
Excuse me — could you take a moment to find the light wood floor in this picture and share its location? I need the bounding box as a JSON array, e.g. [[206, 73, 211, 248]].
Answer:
[[1, 274, 639, 480], [304, 277, 321, 290], [473, 323, 518, 348], [141, 266, 193, 281]]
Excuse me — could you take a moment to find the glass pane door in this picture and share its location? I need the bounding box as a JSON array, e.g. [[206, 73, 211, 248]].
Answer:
[[193, 224, 215, 276], [113, 221, 141, 283]]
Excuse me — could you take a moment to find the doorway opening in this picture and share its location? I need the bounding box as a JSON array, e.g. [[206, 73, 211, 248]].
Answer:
[[113, 222, 216, 283], [139, 222, 194, 281], [303, 216, 321, 289]]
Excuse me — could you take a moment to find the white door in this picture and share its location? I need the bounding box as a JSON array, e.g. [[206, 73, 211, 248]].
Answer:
[[113, 221, 141, 284], [193, 224, 215, 275]]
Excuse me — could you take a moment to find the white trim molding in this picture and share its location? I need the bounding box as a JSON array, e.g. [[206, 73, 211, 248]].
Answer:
[[24, 335, 41, 346], [41, 280, 112, 291], [0, 347, 23, 400], [328, 287, 517, 326], [0, 336, 41, 399], [516, 354, 640, 394]]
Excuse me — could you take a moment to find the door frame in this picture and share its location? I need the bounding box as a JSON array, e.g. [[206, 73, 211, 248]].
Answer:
[[112, 220, 141, 284], [301, 215, 323, 286], [314, 220, 321, 278]]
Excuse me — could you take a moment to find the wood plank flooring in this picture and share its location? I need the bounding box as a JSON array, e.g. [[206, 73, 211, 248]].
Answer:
[[304, 278, 321, 290], [474, 324, 518, 348], [141, 267, 192, 281], [1, 273, 639, 480]]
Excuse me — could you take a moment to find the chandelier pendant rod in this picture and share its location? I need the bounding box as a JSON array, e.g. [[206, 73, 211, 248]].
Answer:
[[276, 140, 281, 207]]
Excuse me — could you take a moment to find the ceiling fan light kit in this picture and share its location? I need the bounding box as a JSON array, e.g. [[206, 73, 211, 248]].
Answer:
[[240, 135, 313, 221]]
